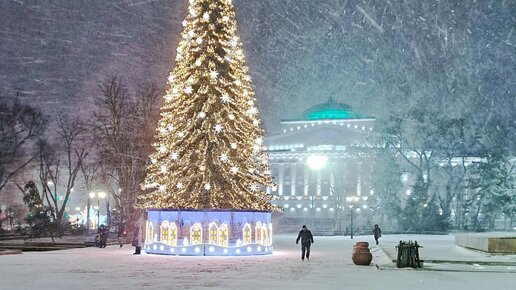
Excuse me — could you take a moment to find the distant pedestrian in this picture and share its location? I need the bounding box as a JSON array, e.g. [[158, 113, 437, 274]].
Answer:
[[132, 221, 142, 255], [118, 225, 126, 248], [296, 225, 314, 261], [98, 225, 108, 248], [373, 224, 382, 245]]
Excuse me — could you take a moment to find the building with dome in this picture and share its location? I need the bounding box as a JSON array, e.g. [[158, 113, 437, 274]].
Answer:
[[265, 98, 378, 233]]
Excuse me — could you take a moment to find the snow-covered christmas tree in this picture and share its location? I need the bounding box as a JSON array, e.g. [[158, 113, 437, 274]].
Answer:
[[138, 0, 276, 256]]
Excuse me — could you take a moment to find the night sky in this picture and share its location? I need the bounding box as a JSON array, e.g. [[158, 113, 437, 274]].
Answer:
[[1, 0, 515, 134]]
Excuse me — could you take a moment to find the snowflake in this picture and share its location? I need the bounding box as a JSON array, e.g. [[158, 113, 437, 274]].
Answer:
[[184, 86, 193, 94], [170, 152, 179, 160], [176, 182, 184, 189], [214, 124, 223, 133], [230, 166, 239, 174], [220, 153, 228, 162], [204, 183, 211, 190], [210, 70, 219, 79], [221, 94, 230, 103]]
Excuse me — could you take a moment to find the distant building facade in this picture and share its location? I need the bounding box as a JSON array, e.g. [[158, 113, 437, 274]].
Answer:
[[265, 99, 377, 232]]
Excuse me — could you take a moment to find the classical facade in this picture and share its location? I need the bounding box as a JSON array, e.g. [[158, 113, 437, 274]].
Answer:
[[265, 99, 377, 232]]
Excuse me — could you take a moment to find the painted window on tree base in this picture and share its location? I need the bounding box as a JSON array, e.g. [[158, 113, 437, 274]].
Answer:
[[261, 223, 268, 245], [209, 222, 218, 244], [190, 223, 202, 245], [255, 222, 262, 244], [146, 221, 154, 243], [160, 221, 169, 244], [169, 222, 178, 246], [243, 223, 251, 244], [219, 224, 228, 247]]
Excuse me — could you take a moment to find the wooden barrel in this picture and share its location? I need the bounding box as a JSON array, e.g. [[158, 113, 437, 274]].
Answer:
[[352, 241, 372, 266]]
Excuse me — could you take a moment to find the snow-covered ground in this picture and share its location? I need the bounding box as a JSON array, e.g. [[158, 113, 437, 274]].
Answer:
[[1, 234, 515, 290]]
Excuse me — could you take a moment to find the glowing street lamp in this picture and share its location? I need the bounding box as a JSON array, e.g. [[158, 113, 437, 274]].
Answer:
[[306, 155, 328, 170]]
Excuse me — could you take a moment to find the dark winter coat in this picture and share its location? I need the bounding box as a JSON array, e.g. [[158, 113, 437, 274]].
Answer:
[[132, 226, 142, 247], [296, 229, 314, 245], [373, 227, 382, 238]]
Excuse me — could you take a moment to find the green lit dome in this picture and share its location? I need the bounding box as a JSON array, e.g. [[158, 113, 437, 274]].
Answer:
[[303, 98, 363, 120]]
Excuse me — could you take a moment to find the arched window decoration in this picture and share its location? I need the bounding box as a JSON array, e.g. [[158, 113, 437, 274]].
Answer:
[[209, 222, 218, 244], [255, 222, 262, 244], [160, 221, 169, 244], [261, 223, 268, 245], [190, 223, 202, 245], [169, 222, 178, 246], [146, 221, 153, 243], [243, 223, 252, 245], [219, 224, 229, 247]]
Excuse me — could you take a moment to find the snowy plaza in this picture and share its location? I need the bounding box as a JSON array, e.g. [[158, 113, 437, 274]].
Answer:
[[1, 234, 515, 290], [1, 0, 515, 289]]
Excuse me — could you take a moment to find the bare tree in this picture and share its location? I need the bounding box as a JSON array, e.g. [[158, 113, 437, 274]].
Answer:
[[37, 114, 89, 230], [0, 97, 46, 194], [92, 76, 161, 232]]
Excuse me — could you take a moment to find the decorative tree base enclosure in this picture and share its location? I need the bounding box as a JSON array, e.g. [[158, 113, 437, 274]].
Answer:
[[144, 209, 272, 256]]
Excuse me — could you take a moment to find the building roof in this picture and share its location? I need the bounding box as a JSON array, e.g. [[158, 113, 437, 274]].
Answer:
[[299, 98, 368, 121]]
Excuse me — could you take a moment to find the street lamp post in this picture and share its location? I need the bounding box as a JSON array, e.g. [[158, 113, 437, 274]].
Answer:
[[86, 194, 91, 233], [306, 155, 328, 230], [89, 191, 106, 230], [346, 196, 360, 239]]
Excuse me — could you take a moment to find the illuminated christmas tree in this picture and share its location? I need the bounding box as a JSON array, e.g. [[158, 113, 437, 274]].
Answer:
[[139, 0, 275, 211]]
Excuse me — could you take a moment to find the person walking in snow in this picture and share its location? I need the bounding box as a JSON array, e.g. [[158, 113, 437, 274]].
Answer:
[[118, 225, 126, 248], [373, 224, 382, 245], [97, 225, 108, 248], [296, 225, 314, 261], [132, 220, 143, 255]]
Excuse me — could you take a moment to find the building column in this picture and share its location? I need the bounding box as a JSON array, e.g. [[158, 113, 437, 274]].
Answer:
[[278, 163, 284, 196], [266, 164, 272, 195], [303, 166, 309, 196], [329, 165, 335, 196], [356, 175, 362, 196], [291, 163, 296, 196], [316, 171, 322, 196]]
